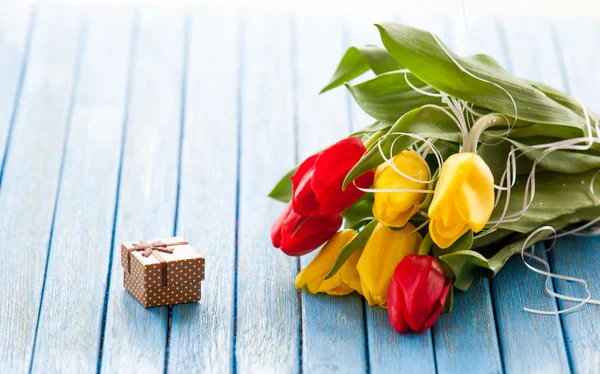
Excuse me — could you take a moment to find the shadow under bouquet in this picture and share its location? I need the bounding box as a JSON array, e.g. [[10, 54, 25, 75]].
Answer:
[[268, 23, 600, 334]]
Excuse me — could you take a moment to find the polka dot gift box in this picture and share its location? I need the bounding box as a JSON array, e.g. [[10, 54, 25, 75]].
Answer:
[[121, 237, 205, 307]]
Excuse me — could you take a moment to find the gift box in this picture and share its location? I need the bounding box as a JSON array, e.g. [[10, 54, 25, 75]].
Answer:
[[121, 237, 205, 307]]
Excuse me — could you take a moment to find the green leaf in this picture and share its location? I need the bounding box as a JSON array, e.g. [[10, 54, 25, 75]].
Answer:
[[267, 166, 297, 202], [418, 232, 433, 255], [493, 169, 600, 233], [435, 230, 477, 291], [528, 80, 600, 123], [444, 285, 454, 313], [345, 71, 441, 124], [436, 205, 600, 290], [321, 46, 401, 93], [325, 219, 378, 280], [472, 229, 514, 250], [485, 206, 600, 277], [343, 193, 374, 229], [508, 138, 600, 174], [350, 121, 391, 137], [343, 106, 462, 188], [477, 139, 534, 182], [484, 229, 553, 278], [439, 250, 488, 291], [348, 217, 374, 231], [376, 23, 586, 132]]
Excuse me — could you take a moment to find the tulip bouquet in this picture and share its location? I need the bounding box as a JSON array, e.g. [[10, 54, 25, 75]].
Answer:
[[269, 23, 600, 333]]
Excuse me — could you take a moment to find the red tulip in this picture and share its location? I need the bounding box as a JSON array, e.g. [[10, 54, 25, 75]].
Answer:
[[271, 202, 343, 256], [291, 137, 374, 217], [387, 255, 451, 333]]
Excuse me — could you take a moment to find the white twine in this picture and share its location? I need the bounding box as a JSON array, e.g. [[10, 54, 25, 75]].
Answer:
[[521, 226, 600, 315]]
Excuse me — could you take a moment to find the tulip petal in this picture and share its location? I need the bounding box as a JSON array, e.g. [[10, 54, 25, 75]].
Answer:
[[460, 155, 495, 232], [373, 197, 419, 228], [373, 151, 429, 227], [357, 223, 422, 307], [339, 247, 364, 294], [292, 168, 321, 216], [416, 280, 450, 332], [387, 277, 410, 333], [311, 138, 372, 216], [428, 153, 473, 220], [317, 170, 374, 216], [429, 219, 469, 249], [431, 218, 468, 238], [312, 137, 367, 191], [280, 212, 343, 256], [318, 278, 354, 295], [295, 230, 357, 295], [387, 255, 450, 333], [290, 153, 318, 190], [428, 152, 494, 248], [402, 257, 445, 330], [295, 230, 355, 286], [271, 202, 293, 248]]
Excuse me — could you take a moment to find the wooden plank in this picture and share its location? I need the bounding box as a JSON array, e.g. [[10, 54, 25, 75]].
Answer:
[[0, 6, 30, 172], [167, 9, 238, 374], [344, 11, 385, 131], [294, 12, 367, 374], [550, 235, 600, 372], [99, 9, 186, 373], [549, 17, 600, 373], [433, 278, 501, 373], [235, 10, 299, 372], [30, 9, 133, 373], [488, 17, 570, 374], [0, 6, 83, 372], [345, 11, 437, 373], [366, 308, 435, 374]]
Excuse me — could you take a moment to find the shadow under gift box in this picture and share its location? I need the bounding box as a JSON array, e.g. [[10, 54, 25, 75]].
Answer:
[[121, 237, 205, 307]]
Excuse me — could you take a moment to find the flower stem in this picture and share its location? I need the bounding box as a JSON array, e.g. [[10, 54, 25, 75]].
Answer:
[[364, 130, 387, 150], [418, 233, 433, 255], [464, 114, 510, 153]]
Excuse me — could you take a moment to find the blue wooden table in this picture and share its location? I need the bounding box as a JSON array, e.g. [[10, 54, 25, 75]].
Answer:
[[0, 5, 599, 373]]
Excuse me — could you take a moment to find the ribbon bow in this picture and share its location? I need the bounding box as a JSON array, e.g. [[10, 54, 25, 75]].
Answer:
[[133, 240, 174, 257], [128, 240, 175, 286]]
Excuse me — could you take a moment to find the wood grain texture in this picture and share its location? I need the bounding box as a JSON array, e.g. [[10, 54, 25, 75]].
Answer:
[[235, 10, 300, 373], [366, 308, 436, 374], [0, 6, 82, 372], [344, 11, 437, 374], [344, 11, 386, 131], [30, 9, 133, 373], [433, 278, 502, 373], [99, 9, 186, 374], [550, 236, 600, 372], [489, 18, 570, 374], [4, 7, 600, 372], [168, 9, 239, 374], [294, 12, 367, 374], [550, 17, 600, 373], [0, 6, 30, 167]]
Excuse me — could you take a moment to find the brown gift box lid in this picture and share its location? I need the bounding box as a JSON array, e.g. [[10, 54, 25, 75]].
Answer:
[[120, 237, 205, 288]]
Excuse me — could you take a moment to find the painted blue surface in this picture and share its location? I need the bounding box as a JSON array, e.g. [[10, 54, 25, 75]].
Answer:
[[0, 5, 599, 373]]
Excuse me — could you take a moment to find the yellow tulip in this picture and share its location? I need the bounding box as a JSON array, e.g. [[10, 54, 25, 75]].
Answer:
[[356, 223, 422, 307], [428, 152, 494, 249], [373, 150, 429, 228], [295, 229, 362, 295]]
